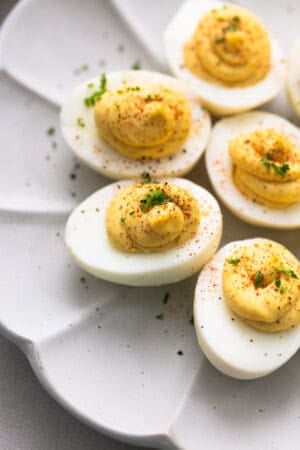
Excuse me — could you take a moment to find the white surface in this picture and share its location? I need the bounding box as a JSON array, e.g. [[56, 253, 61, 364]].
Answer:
[[0, 1, 299, 450]]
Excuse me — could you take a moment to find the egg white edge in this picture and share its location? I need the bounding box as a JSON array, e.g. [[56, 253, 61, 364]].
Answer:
[[60, 71, 211, 179], [194, 238, 300, 380], [205, 111, 300, 229], [163, 0, 286, 116], [286, 38, 300, 116], [65, 178, 223, 286]]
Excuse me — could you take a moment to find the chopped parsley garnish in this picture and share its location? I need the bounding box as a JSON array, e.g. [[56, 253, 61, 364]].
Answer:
[[127, 86, 140, 92], [215, 36, 225, 44], [260, 153, 290, 177], [120, 217, 126, 223], [141, 172, 152, 184], [271, 163, 290, 177], [87, 82, 94, 88], [254, 271, 264, 288], [76, 117, 85, 127], [131, 62, 141, 70], [155, 313, 164, 320], [47, 127, 55, 136], [228, 22, 239, 32], [163, 292, 170, 304], [129, 211, 135, 215], [274, 267, 299, 279], [84, 74, 107, 107], [275, 278, 281, 288], [261, 152, 273, 168], [227, 258, 241, 265], [140, 188, 171, 212], [280, 285, 288, 294], [95, 208, 100, 212]]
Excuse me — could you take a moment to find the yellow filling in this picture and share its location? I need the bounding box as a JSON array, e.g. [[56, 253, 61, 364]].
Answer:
[[223, 241, 300, 332], [94, 85, 191, 160], [106, 182, 200, 253], [230, 128, 300, 208], [184, 5, 271, 87]]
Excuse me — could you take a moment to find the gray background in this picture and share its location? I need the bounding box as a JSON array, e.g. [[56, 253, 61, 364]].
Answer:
[[0, 1, 153, 449]]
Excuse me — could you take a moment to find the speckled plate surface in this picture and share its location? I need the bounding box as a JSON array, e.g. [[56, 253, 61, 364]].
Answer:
[[0, 1, 299, 449]]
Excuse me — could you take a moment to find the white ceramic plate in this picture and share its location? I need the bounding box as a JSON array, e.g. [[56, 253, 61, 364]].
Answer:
[[0, 1, 299, 449]]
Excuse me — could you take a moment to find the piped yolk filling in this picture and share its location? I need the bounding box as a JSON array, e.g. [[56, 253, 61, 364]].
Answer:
[[184, 5, 271, 87], [94, 85, 191, 160], [106, 182, 200, 253], [223, 241, 300, 332], [229, 128, 300, 208]]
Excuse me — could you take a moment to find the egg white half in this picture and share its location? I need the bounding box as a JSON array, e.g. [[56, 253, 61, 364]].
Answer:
[[194, 238, 300, 380], [164, 0, 286, 116], [286, 38, 300, 116], [205, 111, 300, 229], [65, 178, 222, 286], [60, 71, 211, 179]]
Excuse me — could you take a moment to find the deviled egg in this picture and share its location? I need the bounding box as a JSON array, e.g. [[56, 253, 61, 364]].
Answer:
[[164, 1, 286, 116], [194, 238, 300, 379], [205, 111, 300, 228], [65, 177, 222, 286], [60, 71, 211, 179], [286, 38, 300, 116]]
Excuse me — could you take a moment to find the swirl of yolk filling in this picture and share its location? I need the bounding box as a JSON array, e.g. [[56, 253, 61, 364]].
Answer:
[[223, 241, 300, 332], [184, 5, 271, 87], [106, 183, 200, 253], [229, 128, 300, 208], [94, 85, 191, 160]]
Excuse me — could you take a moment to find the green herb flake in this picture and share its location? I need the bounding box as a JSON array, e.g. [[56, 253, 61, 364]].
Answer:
[[155, 313, 164, 320], [280, 285, 288, 294], [271, 163, 290, 177], [140, 189, 171, 212], [95, 208, 100, 212], [84, 73, 107, 107], [275, 278, 281, 288], [228, 22, 238, 32], [127, 86, 140, 92], [260, 153, 290, 177], [233, 15, 240, 22], [131, 62, 141, 70], [274, 267, 299, 279], [87, 82, 94, 88], [47, 127, 55, 136], [215, 36, 224, 44], [163, 292, 170, 305], [77, 117, 85, 128], [120, 217, 126, 223], [129, 211, 135, 216], [227, 258, 241, 265], [261, 155, 272, 169], [254, 271, 264, 288], [141, 172, 152, 184]]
